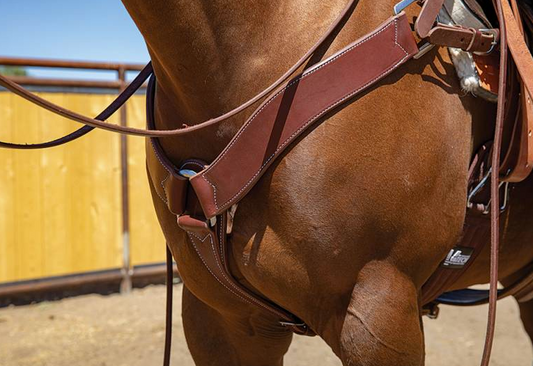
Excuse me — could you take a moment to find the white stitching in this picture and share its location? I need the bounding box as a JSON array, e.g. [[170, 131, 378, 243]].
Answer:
[[394, 19, 409, 57], [204, 19, 396, 173], [160, 174, 170, 204], [202, 18, 410, 212], [218, 217, 225, 266], [150, 139, 172, 204], [187, 232, 256, 307], [187, 230, 287, 318]]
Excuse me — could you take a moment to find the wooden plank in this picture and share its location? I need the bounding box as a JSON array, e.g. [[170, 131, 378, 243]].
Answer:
[[126, 96, 166, 266], [0, 92, 123, 282], [0, 91, 165, 284], [0, 93, 16, 282]]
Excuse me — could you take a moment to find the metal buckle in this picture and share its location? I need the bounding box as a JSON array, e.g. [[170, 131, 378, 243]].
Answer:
[[279, 320, 307, 327], [482, 181, 510, 214], [413, 42, 435, 59], [467, 168, 511, 214], [467, 168, 492, 204], [393, 0, 418, 14], [473, 28, 499, 56]]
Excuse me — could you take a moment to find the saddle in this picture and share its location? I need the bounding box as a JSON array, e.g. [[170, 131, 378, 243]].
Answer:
[[1, 1, 533, 365]]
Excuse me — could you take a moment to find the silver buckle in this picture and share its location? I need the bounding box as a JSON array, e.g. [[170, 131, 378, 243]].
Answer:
[[467, 168, 492, 204], [279, 321, 307, 327], [394, 0, 418, 14], [467, 168, 511, 214], [474, 28, 499, 55], [482, 181, 510, 215], [413, 43, 435, 59]]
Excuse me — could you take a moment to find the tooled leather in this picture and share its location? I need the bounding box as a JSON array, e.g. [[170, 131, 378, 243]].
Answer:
[[190, 13, 419, 218]]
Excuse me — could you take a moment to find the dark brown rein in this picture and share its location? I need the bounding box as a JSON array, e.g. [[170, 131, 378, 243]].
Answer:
[[0, 1, 530, 366]]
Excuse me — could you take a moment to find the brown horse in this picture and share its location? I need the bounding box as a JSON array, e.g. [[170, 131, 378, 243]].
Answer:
[[122, 0, 533, 365]]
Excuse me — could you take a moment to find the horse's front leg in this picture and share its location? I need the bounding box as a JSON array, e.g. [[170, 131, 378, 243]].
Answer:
[[323, 262, 424, 366], [181, 285, 293, 366]]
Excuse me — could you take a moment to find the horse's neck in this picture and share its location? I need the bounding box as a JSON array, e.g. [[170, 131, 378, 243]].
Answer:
[[122, 0, 396, 161]]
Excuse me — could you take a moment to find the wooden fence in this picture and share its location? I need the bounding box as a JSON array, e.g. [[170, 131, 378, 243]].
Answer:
[[0, 90, 166, 286]]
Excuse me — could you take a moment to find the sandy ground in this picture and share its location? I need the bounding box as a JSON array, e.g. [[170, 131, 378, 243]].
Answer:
[[0, 284, 531, 366]]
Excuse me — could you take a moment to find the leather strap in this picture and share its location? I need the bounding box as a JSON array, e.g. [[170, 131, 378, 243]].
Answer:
[[145, 77, 312, 337], [481, 1, 507, 364], [500, 0, 533, 182], [416, 0, 447, 37], [416, 0, 498, 53], [426, 24, 498, 52], [190, 13, 418, 218], [502, 0, 533, 97], [163, 246, 174, 366], [176, 214, 311, 335]]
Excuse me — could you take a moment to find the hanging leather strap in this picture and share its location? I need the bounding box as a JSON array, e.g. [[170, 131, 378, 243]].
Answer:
[[499, 0, 533, 181], [163, 246, 174, 366]]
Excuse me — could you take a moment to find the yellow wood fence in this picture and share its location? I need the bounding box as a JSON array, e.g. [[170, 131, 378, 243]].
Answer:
[[0, 91, 166, 283]]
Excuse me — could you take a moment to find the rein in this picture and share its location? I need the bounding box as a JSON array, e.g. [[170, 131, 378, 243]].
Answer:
[[0, 1, 530, 366]]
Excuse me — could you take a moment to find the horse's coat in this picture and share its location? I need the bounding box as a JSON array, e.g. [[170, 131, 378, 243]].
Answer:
[[121, 0, 533, 365]]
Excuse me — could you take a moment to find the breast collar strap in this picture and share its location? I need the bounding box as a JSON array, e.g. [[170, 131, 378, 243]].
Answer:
[[0, 1, 524, 366], [147, 7, 420, 348]]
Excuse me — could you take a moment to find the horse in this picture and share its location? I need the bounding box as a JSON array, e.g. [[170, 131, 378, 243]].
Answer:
[[0, 0, 531, 365], [117, 0, 533, 364]]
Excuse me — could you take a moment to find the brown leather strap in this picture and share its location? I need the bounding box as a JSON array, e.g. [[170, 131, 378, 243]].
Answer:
[[163, 246, 173, 366], [481, 0, 508, 364], [503, 0, 533, 97], [416, 0, 446, 37], [0, 0, 359, 139], [176, 214, 311, 335], [146, 77, 311, 337], [416, 0, 498, 53], [190, 13, 418, 218], [500, 0, 533, 182]]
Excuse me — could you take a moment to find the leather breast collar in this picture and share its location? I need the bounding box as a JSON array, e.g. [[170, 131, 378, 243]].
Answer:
[[1, 1, 533, 366]]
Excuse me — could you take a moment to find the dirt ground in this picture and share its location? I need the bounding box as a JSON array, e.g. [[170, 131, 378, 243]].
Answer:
[[0, 284, 531, 366]]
